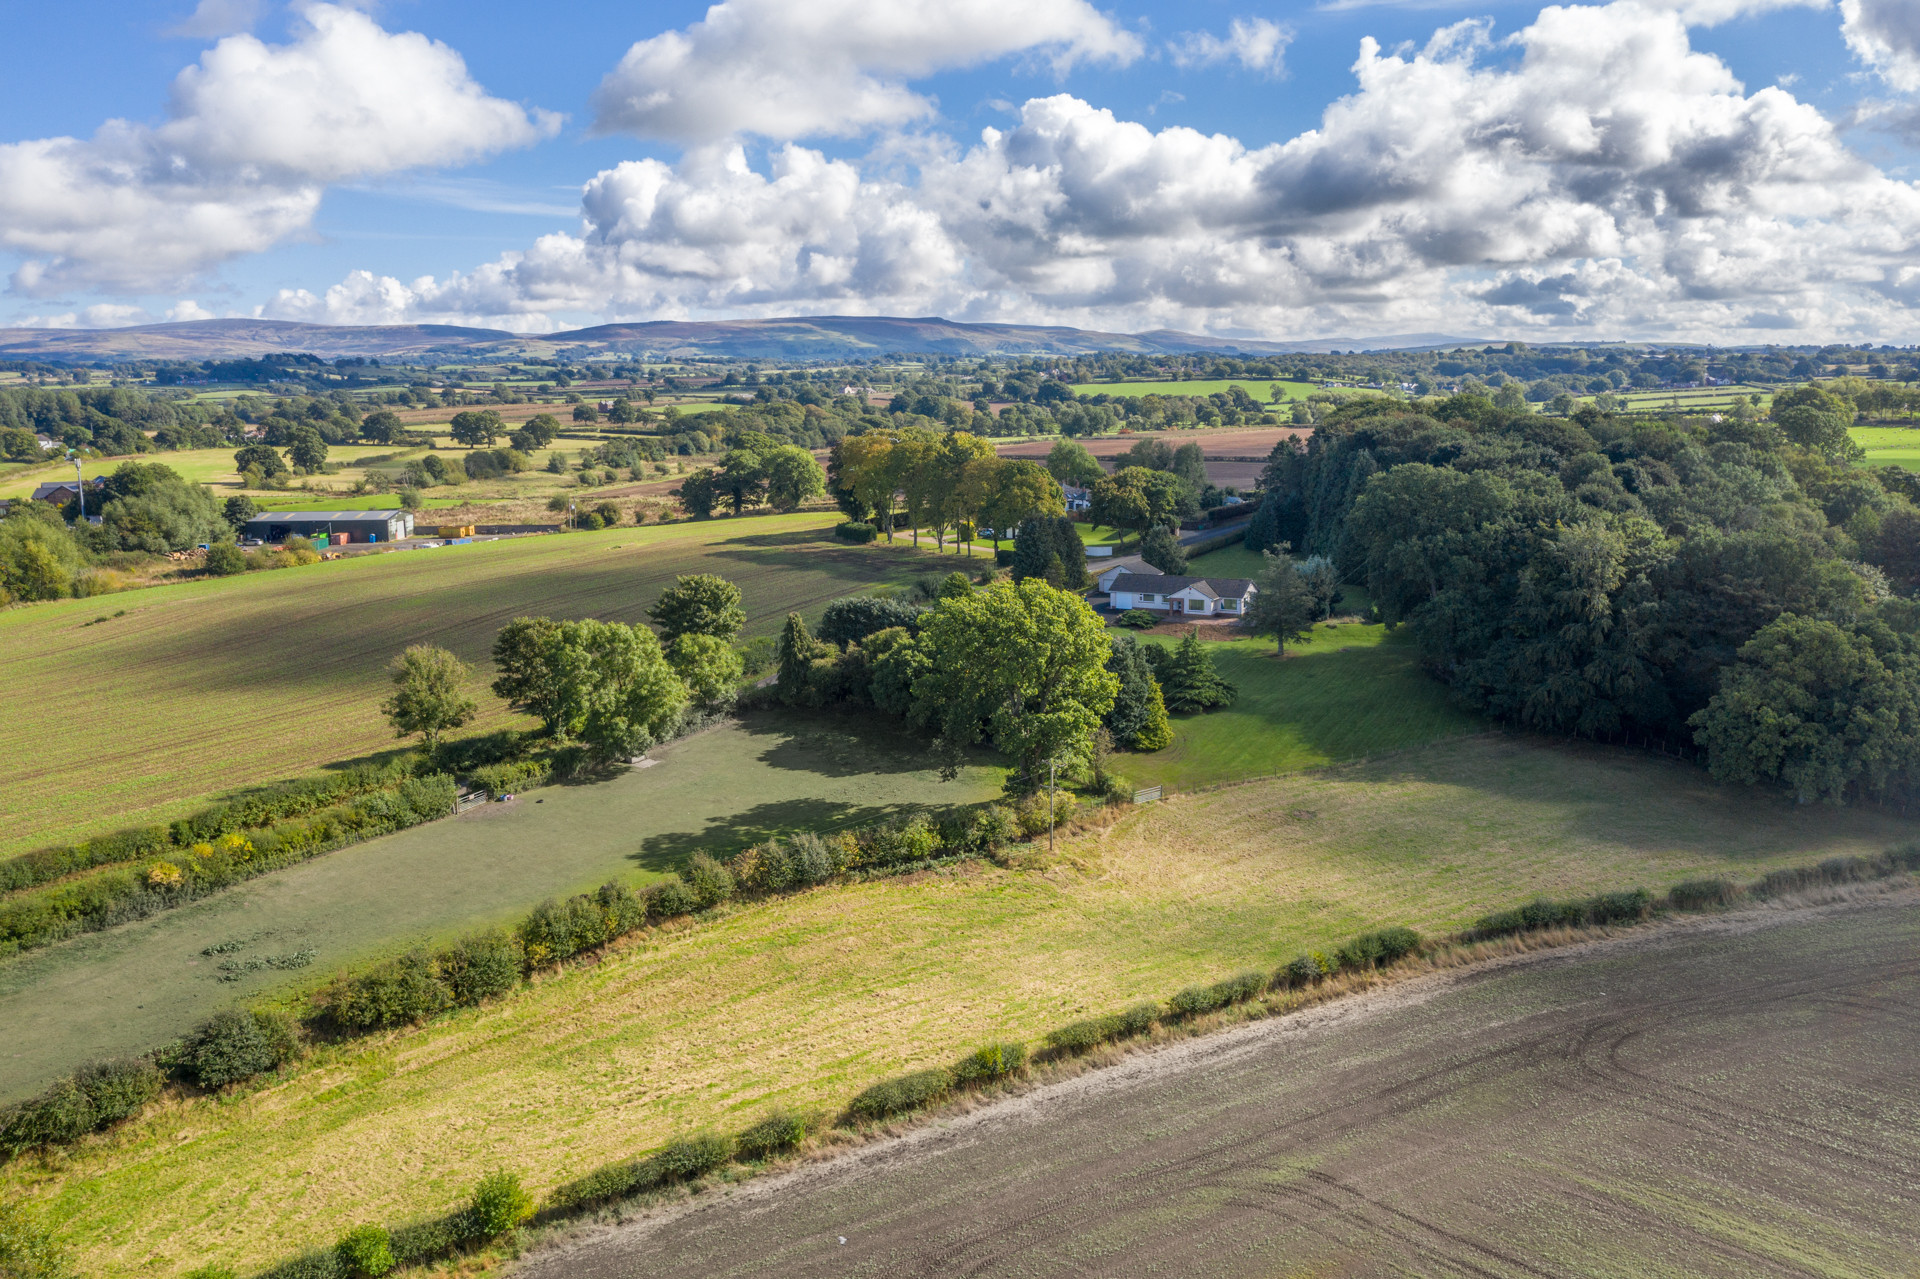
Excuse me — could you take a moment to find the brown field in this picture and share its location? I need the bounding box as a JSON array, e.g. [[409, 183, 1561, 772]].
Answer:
[[995, 427, 1297, 487], [525, 896, 1920, 1279]]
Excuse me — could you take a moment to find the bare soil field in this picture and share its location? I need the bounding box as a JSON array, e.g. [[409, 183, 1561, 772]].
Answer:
[[522, 894, 1920, 1279], [996, 428, 1297, 487]]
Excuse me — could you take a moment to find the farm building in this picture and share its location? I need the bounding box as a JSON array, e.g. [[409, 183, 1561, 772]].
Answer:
[[242, 510, 414, 545], [1106, 571, 1257, 618], [31, 479, 101, 504]]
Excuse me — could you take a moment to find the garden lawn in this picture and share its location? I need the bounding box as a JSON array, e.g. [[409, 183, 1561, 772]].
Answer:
[[10, 734, 1915, 1279], [1122, 627, 1476, 792], [0, 514, 954, 861], [1068, 379, 1317, 401], [0, 711, 1002, 1102]]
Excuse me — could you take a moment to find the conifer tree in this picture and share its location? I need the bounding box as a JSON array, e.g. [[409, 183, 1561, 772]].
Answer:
[[1159, 630, 1237, 713]]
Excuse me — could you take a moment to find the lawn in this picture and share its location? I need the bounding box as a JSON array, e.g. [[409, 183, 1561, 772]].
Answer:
[[0, 710, 1003, 1103], [12, 734, 1915, 1279], [1069, 379, 1317, 402], [0, 514, 961, 861]]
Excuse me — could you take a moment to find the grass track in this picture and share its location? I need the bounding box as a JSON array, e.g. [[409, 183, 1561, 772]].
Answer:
[[12, 734, 1914, 1278], [0, 514, 951, 860]]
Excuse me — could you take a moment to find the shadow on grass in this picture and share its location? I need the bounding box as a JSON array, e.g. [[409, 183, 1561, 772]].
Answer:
[[630, 797, 918, 871]]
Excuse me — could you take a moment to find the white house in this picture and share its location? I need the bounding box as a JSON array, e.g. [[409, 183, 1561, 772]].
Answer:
[[1093, 556, 1152, 592], [1062, 484, 1092, 512], [1106, 572, 1257, 617]]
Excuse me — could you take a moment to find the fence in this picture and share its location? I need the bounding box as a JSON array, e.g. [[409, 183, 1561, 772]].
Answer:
[[1132, 785, 1163, 804]]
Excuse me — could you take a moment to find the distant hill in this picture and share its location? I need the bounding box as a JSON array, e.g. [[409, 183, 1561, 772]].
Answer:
[[0, 314, 1488, 363]]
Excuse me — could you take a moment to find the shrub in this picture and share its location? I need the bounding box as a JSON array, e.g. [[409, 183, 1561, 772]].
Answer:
[[72, 1056, 163, 1123], [183, 1009, 299, 1089], [469, 1170, 534, 1238], [846, 1068, 954, 1121], [253, 1248, 345, 1279], [324, 951, 450, 1030], [544, 1159, 658, 1215], [833, 521, 877, 543], [684, 852, 734, 908], [0, 1200, 70, 1279], [1014, 791, 1079, 836], [1118, 1001, 1160, 1037], [654, 1132, 735, 1181], [735, 1109, 808, 1160], [386, 1211, 477, 1266], [1114, 609, 1158, 628], [1335, 927, 1422, 971], [468, 758, 549, 798], [203, 543, 247, 577], [1168, 970, 1268, 1018], [789, 831, 840, 883], [967, 805, 1019, 855], [1469, 888, 1651, 939], [952, 1041, 1027, 1085], [858, 816, 940, 868], [438, 930, 521, 1005], [335, 1225, 394, 1279], [646, 877, 697, 920], [1044, 1014, 1125, 1055], [1668, 878, 1741, 911], [1277, 954, 1325, 988]]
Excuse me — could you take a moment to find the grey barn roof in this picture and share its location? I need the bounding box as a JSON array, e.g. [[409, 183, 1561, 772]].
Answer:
[[1106, 572, 1256, 600], [244, 510, 406, 524]]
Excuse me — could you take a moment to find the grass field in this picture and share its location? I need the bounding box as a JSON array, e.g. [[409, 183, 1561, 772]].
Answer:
[[1853, 424, 1920, 471], [1069, 379, 1316, 402], [12, 733, 1915, 1279], [0, 711, 1002, 1102], [0, 514, 960, 860], [0, 446, 415, 499]]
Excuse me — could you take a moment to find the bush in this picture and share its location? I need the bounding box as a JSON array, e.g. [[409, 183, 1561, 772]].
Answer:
[[1668, 878, 1742, 911], [684, 852, 735, 908], [857, 816, 940, 869], [203, 543, 247, 577], [335, 1225, 394, 1279], [1114, 609, 1158, 629], [183, 1009, 299, 1088], [1277, 953, 1328, 988], [1014, 791, 1079, 836], [386, 1211, 477, 1267], [1468, 888, 1651, 939], [654, 1132, 735, 1180], [951, 1041, 1027, 1085], [469, 1170, 533, 1238], [324, 951, 450, 1030], [252, 1249, 345, 1279], [438, 930, 521, 1005], [994, 547, 1016, 567], [966, 805, 1019, 855], [646, 877, 697, 920], [1044, 1014, 1125, 1055], [468, 758, 549, 798], [1168, 970, 1268, 1019], [0, 1200, 70, 1279], [833, 521, 877, 543], [1335, 927, 1422, 971], [0, 1059, 159, 1158], [846, 1068, 954, 1121], [520, 884, 645, 968], [735, 1109, 808, 1160], [71, 1056, 163, 1124]]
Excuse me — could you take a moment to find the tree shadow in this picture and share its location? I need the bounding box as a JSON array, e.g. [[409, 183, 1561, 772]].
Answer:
[[731, 709, 957, 778], [630, 797, 915, 872]]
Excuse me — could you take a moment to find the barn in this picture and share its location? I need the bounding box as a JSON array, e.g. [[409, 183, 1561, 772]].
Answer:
[[242, 510, 414, 546]]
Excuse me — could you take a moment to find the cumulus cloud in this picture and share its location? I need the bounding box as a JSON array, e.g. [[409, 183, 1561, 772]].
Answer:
[[590, 0, 1143, 143], [279, 1, 1920, 343], [1842, 0, 1920, 90], [1617, 0, 1827, 25], [1169, 18, 1294, 75], [165, 0, 261, 39], [0, 3, 558, 295]]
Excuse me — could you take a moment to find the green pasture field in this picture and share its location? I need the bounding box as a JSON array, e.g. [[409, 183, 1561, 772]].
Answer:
[[0, 446, 418, 499], [1852, 424, 1920, 471], [15, 732, 1914, 1279], [0, 711, 1001, 1102], [1069, 378, 1316, 402], [1574, 384, 1772, 412], [250, 493, 469, 512], [0, 514, 960, 861]]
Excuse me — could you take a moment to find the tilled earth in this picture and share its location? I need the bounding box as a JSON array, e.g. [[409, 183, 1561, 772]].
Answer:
[[520, 896, 1920, 1278]]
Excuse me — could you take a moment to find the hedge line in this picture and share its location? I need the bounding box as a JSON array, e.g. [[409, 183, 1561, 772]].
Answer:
[[0, 776, 458, 957]]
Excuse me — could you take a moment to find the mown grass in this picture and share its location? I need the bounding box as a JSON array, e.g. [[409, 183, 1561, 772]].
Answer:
[[9, 734, 1913, 1279], [0, 514, 952, 860], [0, 710, 1003, 1102]]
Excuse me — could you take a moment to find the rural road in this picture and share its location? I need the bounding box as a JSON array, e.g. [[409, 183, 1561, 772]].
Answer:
[[520, 894, 1920, 1278]]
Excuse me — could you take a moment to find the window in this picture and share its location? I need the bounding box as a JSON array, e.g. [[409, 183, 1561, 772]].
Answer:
[[1220, 599, 1237, 611], [1139, 593, 1157, 602]]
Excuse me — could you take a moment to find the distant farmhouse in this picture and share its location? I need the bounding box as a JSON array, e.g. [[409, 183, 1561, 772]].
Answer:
[[31, 479, 102, 504], [1105, 571, 1257, 617], [1062, 484, 1092, 513]]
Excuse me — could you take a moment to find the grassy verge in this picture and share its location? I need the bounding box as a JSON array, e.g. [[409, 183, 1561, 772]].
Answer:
[[8, 733, 1912, 1278]]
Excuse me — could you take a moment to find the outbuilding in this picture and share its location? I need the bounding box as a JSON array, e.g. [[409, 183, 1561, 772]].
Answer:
[[242, 509, 414, 546], [1106, 571, 1257, 618]]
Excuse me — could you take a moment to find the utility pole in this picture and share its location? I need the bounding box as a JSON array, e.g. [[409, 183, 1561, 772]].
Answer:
[[67, 451, 85, 522], [1047, 757, 1057, 855]]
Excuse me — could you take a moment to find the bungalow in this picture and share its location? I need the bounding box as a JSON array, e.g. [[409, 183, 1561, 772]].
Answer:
[[1107, 571, 1257, 618], [1093, 556, 1152, 593], [1062, 484, 1092, 513]]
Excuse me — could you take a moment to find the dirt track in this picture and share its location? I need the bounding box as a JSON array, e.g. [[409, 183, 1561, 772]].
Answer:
[[520, 894, 1920, 1278]]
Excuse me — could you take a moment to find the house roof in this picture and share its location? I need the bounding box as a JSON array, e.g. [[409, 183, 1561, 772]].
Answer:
[[1093, 554, 1152, 578], [30, 481, 96, 500], [1107, 572, 1256, 600], [243, 510, 406, 525]]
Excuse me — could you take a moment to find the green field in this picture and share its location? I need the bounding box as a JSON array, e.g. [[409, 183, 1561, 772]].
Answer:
[[1853, 424, 1920, 471], [1069, 379, 1318, 402], [0, 446, 415, 499], [251, 493, 468, 512], [13, 733, 1914, 1279], [0, 514, 960, 860], [0, 711, 1001, 1102]]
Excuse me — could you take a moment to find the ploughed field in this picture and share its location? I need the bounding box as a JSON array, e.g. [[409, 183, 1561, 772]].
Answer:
[[994, 427, 1298, 489], [0, 514, 938, 860], [527, 896, 1920, 1279], [12, 734, 1914, 1279]]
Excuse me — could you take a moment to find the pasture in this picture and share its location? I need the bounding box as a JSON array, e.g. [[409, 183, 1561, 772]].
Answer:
[[0, 711, 1002, 1102], [13, 733, 1914, 1279], [1853, 424, 1920, 471], [0, 445, 415, 499], [1068, 379, 1317, 402], [0, 514, 953, 860]]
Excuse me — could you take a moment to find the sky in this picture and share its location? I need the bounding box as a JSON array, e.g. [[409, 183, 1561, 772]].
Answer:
[[3, 0, 1920, 344]]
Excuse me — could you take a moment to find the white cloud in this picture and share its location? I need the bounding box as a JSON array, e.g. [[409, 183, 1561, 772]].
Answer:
[[18, 304, 152, 329], [0, 3, 558, 296], [165, 300, 217, 321], [1842, 0, 1920, 91], [590, 0, 1143, 144], [166, 0, 261, 39], [275, 1, 1920, 343], [1169, 18, 1294, 75], [1620, 0, 1827, 25]]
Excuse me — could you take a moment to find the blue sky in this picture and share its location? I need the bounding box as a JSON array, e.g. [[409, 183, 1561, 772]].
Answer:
[[2, 0, 1917, 342]]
